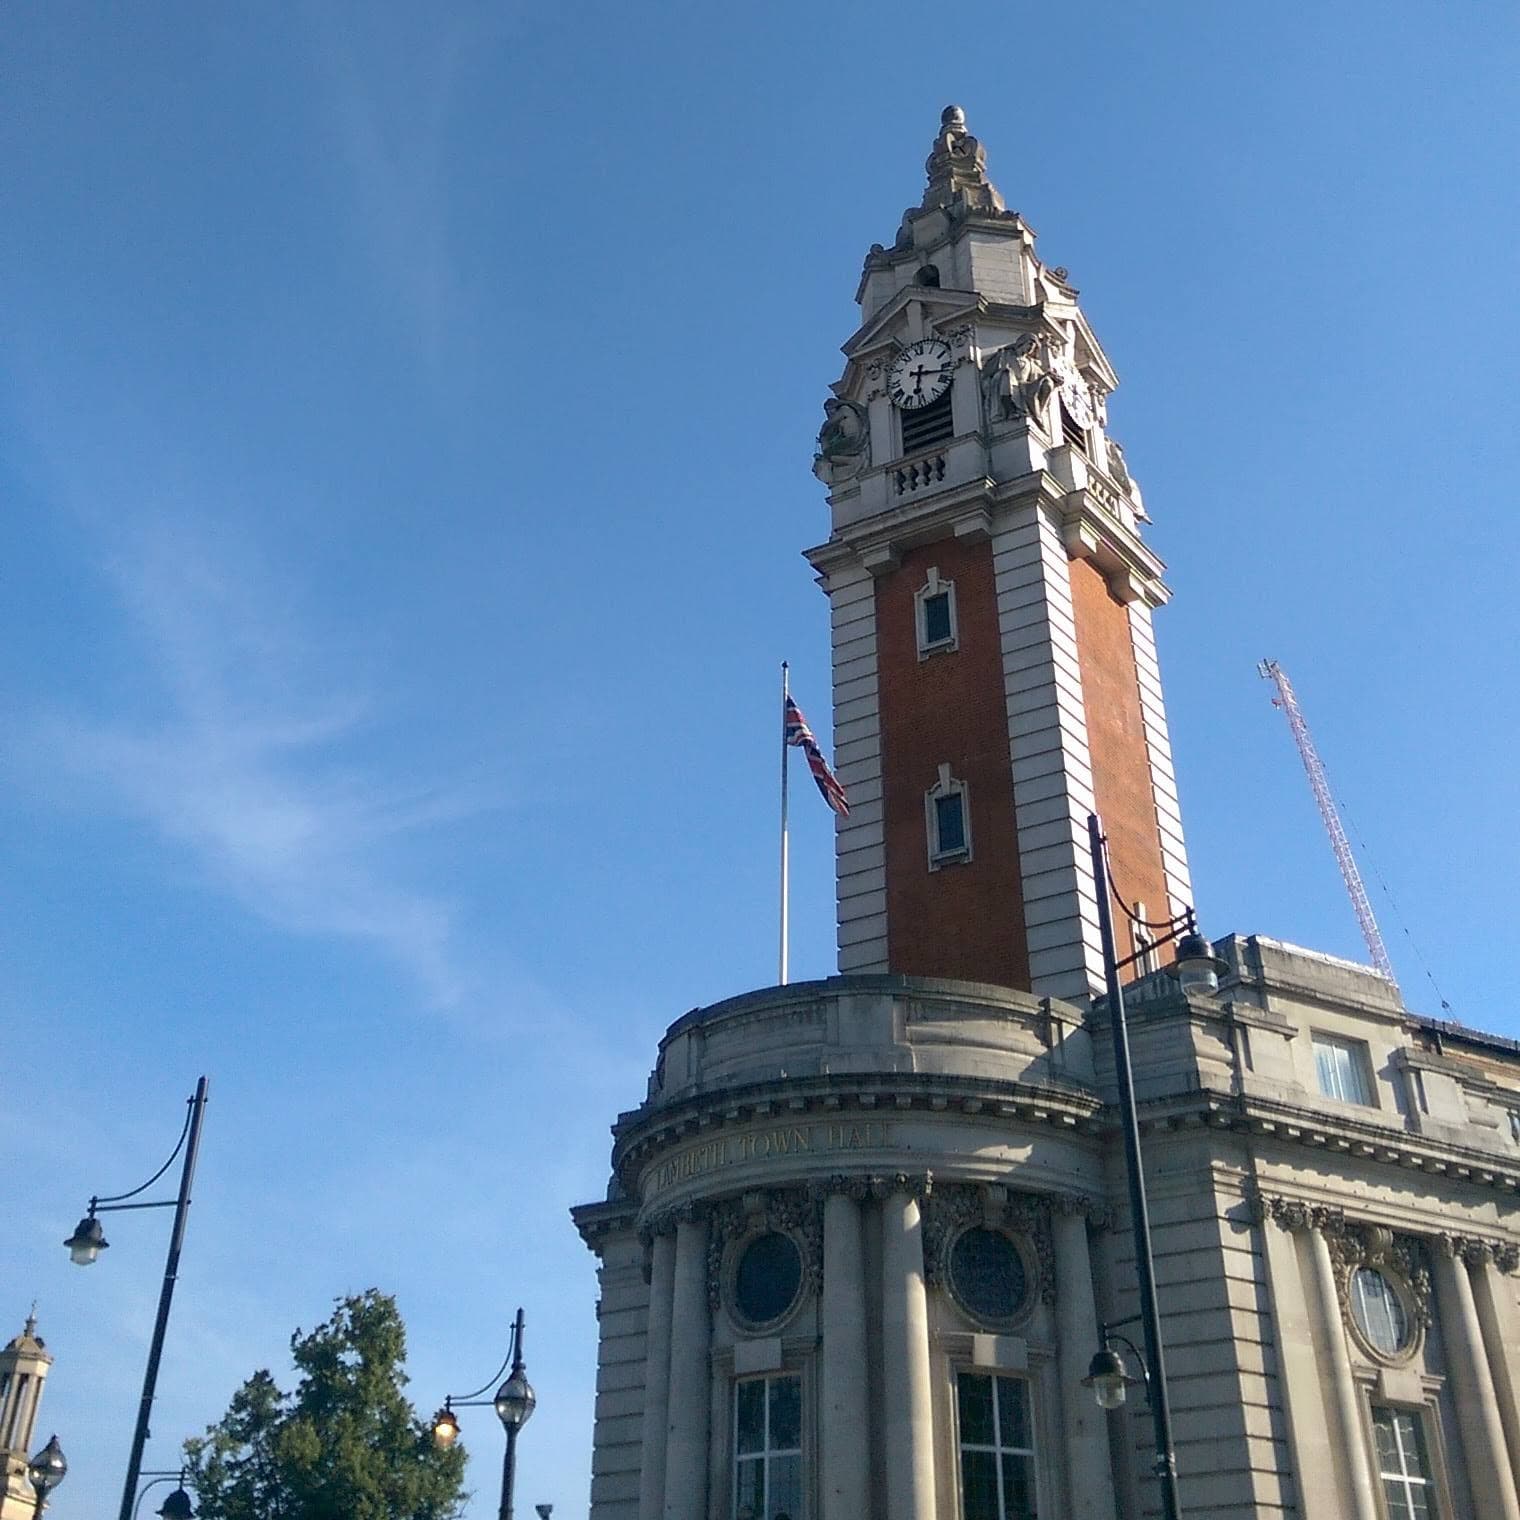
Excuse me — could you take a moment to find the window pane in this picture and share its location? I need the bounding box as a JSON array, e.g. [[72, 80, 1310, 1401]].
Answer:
[[958, 1373, 995, 1447], [769, 1376, 802, 1452], [936, 794, 966, 854], [1373, 1409, 1398, 1467], [1002, 1452, 1038, 1520], [959, 1449, 999, 1520], [1381, 1481, 1413, 1520], [996, 1377, 1031, 1451], [736, 1455, 765, 1519], [923, 592, 953, 645], [737, 1381, 766, 1455], [769, 1453, 803, 1520], [1315, 1040, 1340, 1099]]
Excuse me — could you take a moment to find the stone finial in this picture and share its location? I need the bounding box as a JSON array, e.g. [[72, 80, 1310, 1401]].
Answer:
[[922, 104, 1005, 215]]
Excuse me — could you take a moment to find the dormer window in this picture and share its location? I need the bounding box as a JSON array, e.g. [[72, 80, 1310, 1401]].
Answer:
[[915, 568, 958, 657], [901, 389, 954, 454]]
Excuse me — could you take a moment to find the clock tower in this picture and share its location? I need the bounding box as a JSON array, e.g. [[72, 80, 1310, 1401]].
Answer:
[[808, 106, 1190, 1002]]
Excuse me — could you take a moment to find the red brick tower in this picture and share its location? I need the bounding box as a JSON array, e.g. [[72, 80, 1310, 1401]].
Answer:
[[807, 107, 1190, 1003]]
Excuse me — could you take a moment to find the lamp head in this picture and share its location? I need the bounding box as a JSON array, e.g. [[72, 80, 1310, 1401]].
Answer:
[[1173, 931, 1226, 996], [430, 1406, 460, 1450], [27, 1434, 67, 1496], [64, 1214, 108, 1266], [158, 1488, 196, 1519], [495, 1369, 537, 1431], [1082, 1347, 1132, 1410]]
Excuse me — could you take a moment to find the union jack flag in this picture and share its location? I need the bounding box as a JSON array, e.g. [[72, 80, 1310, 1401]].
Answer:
[[784, 695, 849, 817]]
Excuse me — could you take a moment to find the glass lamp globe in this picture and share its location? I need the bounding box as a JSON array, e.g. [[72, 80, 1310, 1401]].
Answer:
[[27, 1434, 68, 1496], [64, 1215, 109, 1266], [1174, 932, 1224, 996], [431, 1407, 460, 1450], [495, 1369, 537, 1431], [1083, 1348, 1130, 1410]]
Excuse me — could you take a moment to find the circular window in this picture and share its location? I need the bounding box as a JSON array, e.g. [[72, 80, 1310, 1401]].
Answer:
[[949, 1227, 1028, 1325], [732, 1232, 803, 1328], [1350, 1267, 1412, 1357]]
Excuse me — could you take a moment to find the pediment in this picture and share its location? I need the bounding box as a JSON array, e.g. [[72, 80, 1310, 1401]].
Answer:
[[841, 285, 980, 360]]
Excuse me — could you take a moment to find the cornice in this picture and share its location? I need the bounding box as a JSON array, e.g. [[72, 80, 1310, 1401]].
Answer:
[[609, 1069, 1104, 1189], [1133, 1088, 1520, 1199]]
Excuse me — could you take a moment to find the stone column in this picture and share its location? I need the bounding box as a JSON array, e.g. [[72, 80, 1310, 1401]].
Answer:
[[639, 1227, 677, 1520], [1471, 1246, 1520, 1488], [1051, 1203, 1118, 1520], [822, 1186, 870, 1520], [1434, 1241, 1520, 1520], [1256, 1208, 1341, 1520], [663, 1211, 711, 1520], [1304, 1223, 1379, 1520], [880, 1178, 935, 1520]]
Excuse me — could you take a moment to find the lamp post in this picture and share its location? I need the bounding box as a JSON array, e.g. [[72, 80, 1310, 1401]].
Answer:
[[63, 1076, 210, 1520], [1087, 813, 1224, 1520], [431, 1306, 536, 1520], [26, 1434, 67, 1516]]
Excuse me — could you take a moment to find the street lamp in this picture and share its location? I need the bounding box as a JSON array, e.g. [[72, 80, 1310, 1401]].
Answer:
[[132, 1471, 198, 1519], [64, 1076, 210, 1520], [26, 1434, 67, 1516], [431, 1306, 536, 1520], [1087, 813, 1224, 1520], [1081, 1322, 1148, 1410]]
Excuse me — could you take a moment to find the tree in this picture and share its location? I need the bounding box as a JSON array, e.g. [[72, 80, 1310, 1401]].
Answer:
[[184, 1290, 467, 1520]]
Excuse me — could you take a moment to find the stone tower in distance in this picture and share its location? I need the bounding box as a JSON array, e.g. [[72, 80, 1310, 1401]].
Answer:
[[0, 1314, 53, 1520], [807, 105, 1189, 1002]]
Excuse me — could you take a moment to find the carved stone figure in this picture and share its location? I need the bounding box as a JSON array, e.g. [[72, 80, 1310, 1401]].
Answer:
[[980, 332, 1061, 425], [812, 397, 871, 485], [1105, 436, 1132, 489]]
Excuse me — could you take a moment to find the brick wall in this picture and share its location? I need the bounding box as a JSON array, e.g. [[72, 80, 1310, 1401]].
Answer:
[[875, 536, 1030, 987]]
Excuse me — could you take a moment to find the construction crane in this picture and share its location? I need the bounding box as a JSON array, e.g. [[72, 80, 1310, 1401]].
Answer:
[[1258, 659, 1400, 990]]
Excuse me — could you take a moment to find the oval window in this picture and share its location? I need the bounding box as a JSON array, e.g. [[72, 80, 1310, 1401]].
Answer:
[[949, 1227, 1028, 1325], [733, 1232, 803, 1328], [1350, 1267, 1411, 1355]]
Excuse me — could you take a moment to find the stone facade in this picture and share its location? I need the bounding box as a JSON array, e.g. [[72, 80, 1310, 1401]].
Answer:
[[573, 108, 1519, 1520], [0, 1316, 53, 1520], [575, 946, 1520, 1519]]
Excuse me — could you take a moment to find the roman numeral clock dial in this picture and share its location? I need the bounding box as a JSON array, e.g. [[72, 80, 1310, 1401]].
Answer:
[[888, 338, 954, 410]]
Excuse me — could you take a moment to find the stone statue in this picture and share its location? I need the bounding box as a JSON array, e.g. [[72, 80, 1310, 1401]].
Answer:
[[980, 332, 1060, 424], [1105, 436, 1131, 489], [812, 397, 871, 485]]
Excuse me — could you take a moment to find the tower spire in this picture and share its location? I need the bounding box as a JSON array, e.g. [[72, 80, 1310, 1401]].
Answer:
[[920, 104, 1005, 215]]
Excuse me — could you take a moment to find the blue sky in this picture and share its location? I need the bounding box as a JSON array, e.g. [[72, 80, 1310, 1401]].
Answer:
[[3, 3, 1517, 1514]]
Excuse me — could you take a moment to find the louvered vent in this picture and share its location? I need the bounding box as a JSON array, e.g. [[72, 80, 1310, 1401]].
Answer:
[[900, 391, 954, 455]]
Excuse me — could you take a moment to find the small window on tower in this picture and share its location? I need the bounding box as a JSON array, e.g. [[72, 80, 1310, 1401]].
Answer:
[[901, 389, 955, 454], [1060, 400, 1088, 452], [916, 263, 941, 287], [915, 568, 958, 657], [927, 764, 971, 868]]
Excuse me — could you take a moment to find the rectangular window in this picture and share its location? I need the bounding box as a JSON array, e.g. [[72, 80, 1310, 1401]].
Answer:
[[735, 1374, 803, 1520], [922, 591, 954, 647], [1509, 1108, 1520, 1144], [1313, 1033, 1374, 1106], [1372, 1406, 1438, 1520], [957, 1373, 1037, 1520], [935, 792, 967, 856]]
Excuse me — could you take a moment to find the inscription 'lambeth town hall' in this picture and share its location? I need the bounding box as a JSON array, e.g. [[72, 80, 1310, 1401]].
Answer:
[[648, 1120, 894, 1195]]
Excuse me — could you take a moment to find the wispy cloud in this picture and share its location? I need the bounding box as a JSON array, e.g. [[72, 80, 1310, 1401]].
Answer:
[[29, 514, 489, 1007]]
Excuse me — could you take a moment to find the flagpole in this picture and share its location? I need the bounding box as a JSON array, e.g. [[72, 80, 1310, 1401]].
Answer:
[[779, 660, 790, 986]]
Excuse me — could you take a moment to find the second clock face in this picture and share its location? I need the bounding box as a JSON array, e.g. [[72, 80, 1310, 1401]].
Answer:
[[889, 340, 954, 410]]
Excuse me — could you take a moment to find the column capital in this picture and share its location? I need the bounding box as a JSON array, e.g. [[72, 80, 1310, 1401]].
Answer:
[[1438, 1233, 1520, 1272], [871, 1171, 934, 1201]]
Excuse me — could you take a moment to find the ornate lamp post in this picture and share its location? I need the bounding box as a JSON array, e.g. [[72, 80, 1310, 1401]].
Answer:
[[63, 1076, 210, 1520], [1086, 813, 1224, 1520], [26, 1434, 67, 1516], [132, 1470, 198, 1519], [432, 1306, 536, 1520]]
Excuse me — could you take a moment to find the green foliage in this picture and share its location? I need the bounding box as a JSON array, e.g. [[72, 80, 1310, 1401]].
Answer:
[[184, 1290, 467, 1520]]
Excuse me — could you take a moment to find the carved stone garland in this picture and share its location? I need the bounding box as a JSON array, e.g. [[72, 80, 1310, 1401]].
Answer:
[[921, 1182, 1056, 1310], [705, 1187, 823, 1314]]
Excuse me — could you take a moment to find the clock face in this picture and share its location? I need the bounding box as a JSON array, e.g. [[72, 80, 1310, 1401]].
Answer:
[[888, 340, 954, 410], [1060, 373, 1093, 429]]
